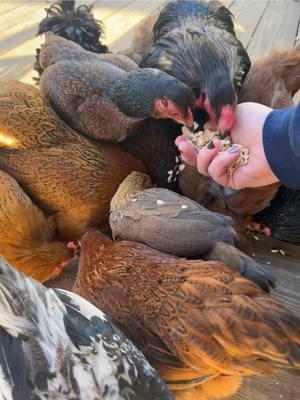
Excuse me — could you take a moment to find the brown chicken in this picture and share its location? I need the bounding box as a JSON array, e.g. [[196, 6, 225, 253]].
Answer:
[[0, 170, 75, 282], [120, 13, 158, 65], [74, 230, 300, 400], [0, 80, 144, 240], [239, 44, 300, 107], [239, 44, 300, 241], [110, 172, 236, 257]]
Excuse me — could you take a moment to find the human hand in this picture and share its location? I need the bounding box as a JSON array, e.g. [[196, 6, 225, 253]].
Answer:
[[175, 102, 279, 189]]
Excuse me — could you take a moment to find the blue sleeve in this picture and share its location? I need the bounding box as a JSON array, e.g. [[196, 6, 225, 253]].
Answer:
[[263, 102, 300, 189]]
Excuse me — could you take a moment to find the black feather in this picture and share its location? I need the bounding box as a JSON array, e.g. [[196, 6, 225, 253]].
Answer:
[[255, 186, 300, 244], [0, 327, 33, 400], [142, 0, 251, 122], [34, 0, 108, 80]]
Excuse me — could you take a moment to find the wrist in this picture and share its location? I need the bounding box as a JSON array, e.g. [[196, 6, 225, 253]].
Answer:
[[263, 106, 300, 189]]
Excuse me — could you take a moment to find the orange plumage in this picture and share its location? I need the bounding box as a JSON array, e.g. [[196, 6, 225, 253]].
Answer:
[[0, 80, 145, 241], [74, 230, 300, 400], [0, 170, 75, 282]]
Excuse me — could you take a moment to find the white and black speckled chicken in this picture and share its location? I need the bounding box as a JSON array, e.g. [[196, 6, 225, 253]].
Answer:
[[0, 257, 173, 400], [139, 0, 251, 131]]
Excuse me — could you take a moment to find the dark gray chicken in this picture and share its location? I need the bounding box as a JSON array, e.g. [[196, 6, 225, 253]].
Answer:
[[109, 172, 236, 257], [38, 32, 195, 143]]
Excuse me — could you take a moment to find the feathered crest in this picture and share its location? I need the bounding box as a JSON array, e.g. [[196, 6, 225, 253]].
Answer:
[[38, 0, 108, 53]]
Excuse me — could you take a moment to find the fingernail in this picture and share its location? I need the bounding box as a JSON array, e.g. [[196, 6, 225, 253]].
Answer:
[[207, 140, 215, 149], [229, 146, 240, 154]]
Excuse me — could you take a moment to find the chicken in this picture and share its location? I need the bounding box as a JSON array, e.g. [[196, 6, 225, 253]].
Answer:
[[34, 0, 108, 78], [74, 230, 300, 400], [204, 241, 275, 292], [0, 257, 173, 400], [37, 31, 194, 143], [239, 44, 300, 242], [255, 185, 300, 244], [110, 172, 236, 256], [239, 44, 300, 107], [33, 1, 188, 190], [0, 170, 76, 282], [178, 164, 279, 252], [0, 80, 145, 240], [120, 118, 183, 190], [134, 0, 251, 131], [120, 13, 158, 65]]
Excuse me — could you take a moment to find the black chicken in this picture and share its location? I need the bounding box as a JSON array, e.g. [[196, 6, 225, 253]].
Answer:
[[35, 0, 108, 77], [139, 0, 251, 131]]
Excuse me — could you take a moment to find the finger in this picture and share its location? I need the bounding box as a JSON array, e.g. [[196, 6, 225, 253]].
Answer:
[[207, 146, 241, 186], [196, 139, 221, 176], [176, 139, 198, 166], [175, 135, 190, 146]]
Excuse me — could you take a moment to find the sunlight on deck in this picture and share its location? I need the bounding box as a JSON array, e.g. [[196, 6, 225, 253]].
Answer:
[[0, 1, 165, 84]]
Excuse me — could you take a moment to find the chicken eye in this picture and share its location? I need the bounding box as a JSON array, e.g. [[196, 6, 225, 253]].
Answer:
[[161, 97, 168, 107]]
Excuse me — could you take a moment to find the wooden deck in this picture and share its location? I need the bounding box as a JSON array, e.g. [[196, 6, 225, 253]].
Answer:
[[0, 0, 299, 83], [1, 1, 300, 399]]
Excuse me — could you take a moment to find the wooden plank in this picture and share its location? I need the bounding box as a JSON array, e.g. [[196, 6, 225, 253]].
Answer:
[[230, 0, 269, 49], [104, 0, 166, 46], [92, 0, 136, 22], [247, 0, 297, 61], [0, 1, 30, 16], [249, 234, 300, 315], [272, 0, 300, 50], [111, 0, 166, 51], [0, 2, 45, 33], [0, 56, 34, 81], [231, 370, 300, 400]]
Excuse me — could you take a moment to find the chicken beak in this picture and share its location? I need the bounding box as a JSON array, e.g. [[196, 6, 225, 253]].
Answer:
[[184, 108, 194, 130]]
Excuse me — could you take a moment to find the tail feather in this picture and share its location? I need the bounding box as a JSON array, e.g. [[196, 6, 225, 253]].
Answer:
[[34, 0, 108, 80], [37, 0, 107, 53], [205, 242, 276, 292]]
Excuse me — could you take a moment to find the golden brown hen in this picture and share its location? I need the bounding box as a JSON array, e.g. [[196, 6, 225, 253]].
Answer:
[[0, 170, 75, 282], [0, 80, 144, 240], [74, 230, 300, 400]]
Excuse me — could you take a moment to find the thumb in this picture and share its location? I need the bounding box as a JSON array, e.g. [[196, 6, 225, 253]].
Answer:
[[208, 146, 241, 187], [175, 136, 198, 166]]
